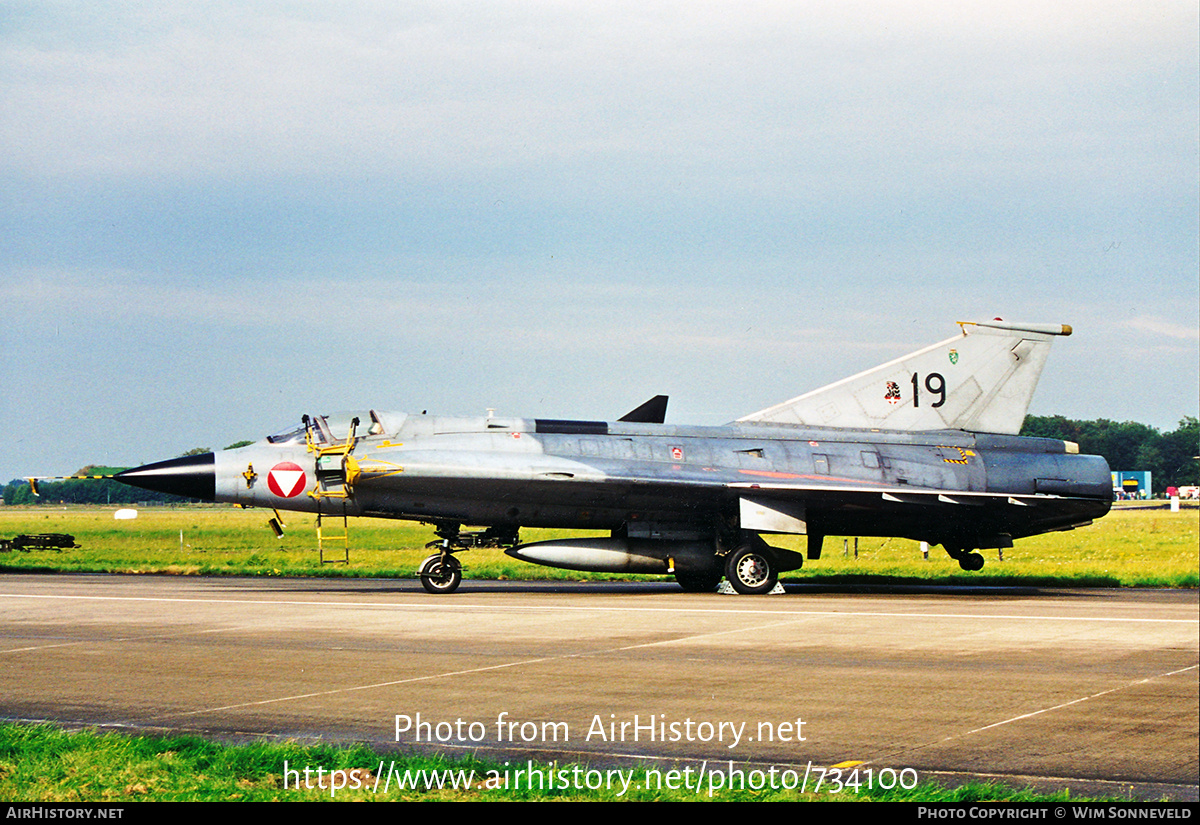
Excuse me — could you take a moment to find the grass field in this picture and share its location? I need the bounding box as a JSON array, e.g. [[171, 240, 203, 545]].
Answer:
[[0, 722, 1107, 802], [1, 502, 1196, 587]]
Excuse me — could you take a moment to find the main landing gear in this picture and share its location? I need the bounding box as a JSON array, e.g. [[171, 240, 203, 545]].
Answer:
[[418, 524, 518, 595], [723, 541, 780, 595]]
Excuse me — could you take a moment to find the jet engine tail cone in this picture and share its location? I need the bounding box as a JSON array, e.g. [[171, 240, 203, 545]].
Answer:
[[114, 453, 216, 501]]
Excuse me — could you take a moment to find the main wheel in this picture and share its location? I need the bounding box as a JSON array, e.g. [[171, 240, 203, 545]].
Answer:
[[419, 554, 462, 594], [675, 571, 722, 593], [724, 544, 778, 595]]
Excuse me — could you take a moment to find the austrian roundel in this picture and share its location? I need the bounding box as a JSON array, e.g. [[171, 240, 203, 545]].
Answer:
[[267, 462, 307, 498]]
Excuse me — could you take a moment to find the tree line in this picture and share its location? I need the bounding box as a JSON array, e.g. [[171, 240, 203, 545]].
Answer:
[[2, 442, 253, 507], [1019, 415, 1198, 494], [2, 468, 188, 506]]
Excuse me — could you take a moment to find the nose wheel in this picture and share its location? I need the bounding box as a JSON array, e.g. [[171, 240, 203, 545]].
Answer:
[[419, 553, 462, 594]]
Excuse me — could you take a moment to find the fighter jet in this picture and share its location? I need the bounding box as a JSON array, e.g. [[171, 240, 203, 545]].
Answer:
[[109, 320, 1112, 594]]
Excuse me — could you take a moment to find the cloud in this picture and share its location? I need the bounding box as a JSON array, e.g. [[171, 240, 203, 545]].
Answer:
[[1121, 316, 1200, 341], [3, 0, 1194, 192]]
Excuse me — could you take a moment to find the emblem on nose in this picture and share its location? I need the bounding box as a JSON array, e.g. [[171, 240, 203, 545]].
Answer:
[[267, 462, 307, 498]]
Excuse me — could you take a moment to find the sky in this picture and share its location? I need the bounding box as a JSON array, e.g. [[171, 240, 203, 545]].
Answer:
[[2, 1, 1197, 481]]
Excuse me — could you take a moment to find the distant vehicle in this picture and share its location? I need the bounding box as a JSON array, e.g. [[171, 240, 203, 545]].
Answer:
[[0, 534, 79, 552], [108, 320, 1111, 594]]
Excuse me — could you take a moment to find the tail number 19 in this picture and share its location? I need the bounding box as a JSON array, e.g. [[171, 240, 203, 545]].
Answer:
[[911, 372, 946, 408]]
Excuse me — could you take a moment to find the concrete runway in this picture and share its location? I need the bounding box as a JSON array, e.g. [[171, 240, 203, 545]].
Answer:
[[1, 574, 1196, 800]]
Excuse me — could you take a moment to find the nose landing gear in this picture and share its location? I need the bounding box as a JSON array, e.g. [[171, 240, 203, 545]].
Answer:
[[418, 523, 519, 594], [418, 553, 463, 594]]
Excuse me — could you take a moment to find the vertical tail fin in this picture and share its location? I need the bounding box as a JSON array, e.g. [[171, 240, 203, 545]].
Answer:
[[737, 320, 1072, 434]]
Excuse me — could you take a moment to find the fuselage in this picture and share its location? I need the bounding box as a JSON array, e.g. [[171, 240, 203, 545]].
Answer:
[[127, 410, 1111, 551]]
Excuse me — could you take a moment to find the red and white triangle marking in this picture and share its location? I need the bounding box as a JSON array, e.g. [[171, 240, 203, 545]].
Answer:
[[267, 462, 307, 498]]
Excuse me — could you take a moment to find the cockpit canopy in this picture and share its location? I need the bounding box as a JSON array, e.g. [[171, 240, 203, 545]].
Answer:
[[266, 410, 405, 445]]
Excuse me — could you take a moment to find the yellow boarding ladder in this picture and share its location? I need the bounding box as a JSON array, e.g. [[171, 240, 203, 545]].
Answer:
[[305, 416, 363, 564]]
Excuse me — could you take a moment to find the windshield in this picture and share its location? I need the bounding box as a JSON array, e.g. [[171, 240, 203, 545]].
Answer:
[[266, 422, 306, 444]]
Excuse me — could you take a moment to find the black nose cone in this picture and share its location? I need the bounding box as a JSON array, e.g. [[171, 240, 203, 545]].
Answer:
[[115, 453, 216, 501]]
